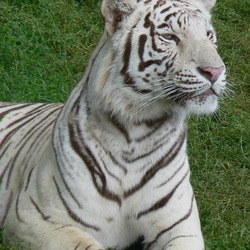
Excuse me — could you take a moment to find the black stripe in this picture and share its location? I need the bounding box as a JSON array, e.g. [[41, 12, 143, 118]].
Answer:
[[56, 126, 82, 201], [120, 31, 135, 85], [157, 23, 170, 29], [101, 158, 122, 184], [137, 170, 189, 219], [122, 138, 167, 164], [0, 143, 11, 183], [30, 196, 51, 221], [57, 160, 83, 209], [85, 245, 94, 250], [138, 34, 148, 63], [164, 235, 199, 248], [18, 120, 56, 191], [129, 87, 152, 94], [0, 190, 13, 227], [53, 176, 100, 232], [147, 15, 165, 53], [138, 33, 164, 72], [26, 103, 61, 116], [25, 103, 50, 115], [0, 109, 48, 162], [160, 6, 172, 14], [54, 224, 74, 231], [5, 104, 59, 130], [84, 124, 127, 176], [165, 12, 178, 23], [69, 119, 122, 206], [177, 14, 183, 28], [154, 0, 166, 9], [4, 108, 60, 189], [0, 105, 60, 151], [15, 192, 24, 223], [25, 167, 35, 191], [74, 243, 81, 250], [124, 128, 186, 198], [144, 13, 151, 28], [135, 116, 167, 143], [144, 194, 195, 250], [108, 150, 128, 175], [22, 119, 56, 155], [109, 115, 131, 143], [15, 107, 61, 147], [56, 126, 75, 180], [157, 158, 186, 188], [0, 103, 33, 120]]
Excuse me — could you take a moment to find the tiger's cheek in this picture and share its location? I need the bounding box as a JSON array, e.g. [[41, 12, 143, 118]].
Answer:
[[134, 34, 170, 79]]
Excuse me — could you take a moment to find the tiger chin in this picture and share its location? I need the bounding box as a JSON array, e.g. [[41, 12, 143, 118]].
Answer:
[[0, 0, 226, 250]]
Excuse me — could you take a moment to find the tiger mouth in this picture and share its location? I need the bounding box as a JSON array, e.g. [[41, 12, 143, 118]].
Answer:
[[194, 88, 220, 98]]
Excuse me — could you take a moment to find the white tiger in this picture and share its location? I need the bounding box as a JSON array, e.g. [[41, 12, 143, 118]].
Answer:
[[0, 0, 226, 249]]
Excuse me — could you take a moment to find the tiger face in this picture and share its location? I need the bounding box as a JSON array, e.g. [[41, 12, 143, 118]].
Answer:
[[101, 0, 226, 117]]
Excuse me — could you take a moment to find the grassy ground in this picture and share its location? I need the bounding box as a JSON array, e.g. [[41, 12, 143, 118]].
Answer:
[[0, 0, 249, 249]]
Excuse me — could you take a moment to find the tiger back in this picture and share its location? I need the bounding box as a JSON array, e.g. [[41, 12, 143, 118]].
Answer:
[[0, 103, 62, 224], [0, 0, 226, 249]]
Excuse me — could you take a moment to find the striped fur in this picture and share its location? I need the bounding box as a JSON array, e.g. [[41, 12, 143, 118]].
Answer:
[[0, 0, 226, 249]]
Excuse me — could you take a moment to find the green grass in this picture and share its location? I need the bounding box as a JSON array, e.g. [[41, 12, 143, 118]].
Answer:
[[0, 0, 249, 249], [0, 0, 102, 103]]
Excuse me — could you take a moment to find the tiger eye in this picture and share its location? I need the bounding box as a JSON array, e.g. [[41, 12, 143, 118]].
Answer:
[[160, 34, 180, 44]]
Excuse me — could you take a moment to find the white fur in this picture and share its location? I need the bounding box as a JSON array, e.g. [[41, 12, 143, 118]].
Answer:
[[0, 0, 226, 249]]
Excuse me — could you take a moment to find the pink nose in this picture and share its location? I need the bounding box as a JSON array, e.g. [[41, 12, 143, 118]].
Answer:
[[197, 66, 224, 83]]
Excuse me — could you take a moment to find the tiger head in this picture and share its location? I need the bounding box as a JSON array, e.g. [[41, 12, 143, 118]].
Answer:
[[100, 0, 226, 119]]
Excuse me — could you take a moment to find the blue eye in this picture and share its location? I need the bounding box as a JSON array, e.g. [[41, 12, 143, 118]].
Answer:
[[159, 34, 180, 44], [207, 30, 214, 39], [207, 30, 218, 48]]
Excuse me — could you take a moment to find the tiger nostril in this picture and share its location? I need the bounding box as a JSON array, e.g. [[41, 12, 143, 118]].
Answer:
[[197, 66, 224, 83]]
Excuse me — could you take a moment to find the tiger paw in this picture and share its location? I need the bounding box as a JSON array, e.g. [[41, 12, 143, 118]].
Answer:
[[49, 225, 105, 250], [71, 243, 104, 250]]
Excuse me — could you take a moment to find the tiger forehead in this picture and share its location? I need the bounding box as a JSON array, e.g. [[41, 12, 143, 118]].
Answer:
[[143, 0, 205, 18], [143, 0, 196, 8], [143, 1, 208, 31]]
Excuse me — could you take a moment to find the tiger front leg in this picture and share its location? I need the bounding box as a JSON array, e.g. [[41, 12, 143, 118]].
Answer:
[[4, 207, 104, 250], [142, 196, 204, 250]]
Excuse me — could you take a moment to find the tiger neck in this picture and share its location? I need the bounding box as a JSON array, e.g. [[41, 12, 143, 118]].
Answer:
[[54, 32, 187, 146]]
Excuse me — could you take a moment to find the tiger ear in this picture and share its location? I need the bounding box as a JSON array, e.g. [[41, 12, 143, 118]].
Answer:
[[101, 0, 139, 35], [193, 0, 217, 12]]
